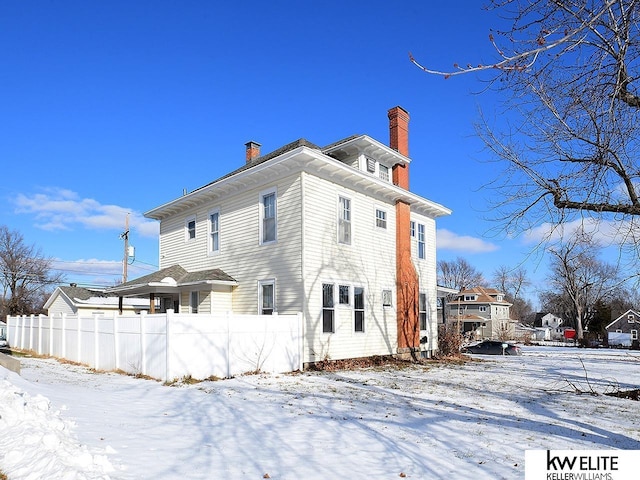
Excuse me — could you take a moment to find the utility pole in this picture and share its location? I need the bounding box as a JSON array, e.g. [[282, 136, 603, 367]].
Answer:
[[120, 214, 130, 284]]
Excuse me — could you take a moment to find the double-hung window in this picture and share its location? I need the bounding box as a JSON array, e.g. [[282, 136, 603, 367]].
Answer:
[[375, 208, 387, 229], [261, 189, 277, 244], [419, 293, 427, 331], [354, 287, 365, 332], [209, 209, 220, 254], [379, 164, 389, 182], [339, 285, 350, 305], [185, 216, 196, 241], [190, 291, 199, 314], [259, 280, 275, 315], [338, 196, 351, 245], [417, 223, 425, 259], [322, 283, 335, 333]]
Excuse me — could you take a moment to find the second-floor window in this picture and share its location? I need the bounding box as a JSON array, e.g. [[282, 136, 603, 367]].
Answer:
[[261, 190, 277, 244], [418, 223, 425, 259], [338, 196, 351, 245], [376, 209, 387, 229], [209, 210, 220, 253], [185, 216, 196, 241]]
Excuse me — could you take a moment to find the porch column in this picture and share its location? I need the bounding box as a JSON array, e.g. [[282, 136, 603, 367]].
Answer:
[[149, 293, 155, 314]]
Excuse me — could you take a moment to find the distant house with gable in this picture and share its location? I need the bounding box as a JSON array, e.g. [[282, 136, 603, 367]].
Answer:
[[44, 284, 149, 317], [445, 287, 515, 340], [606, 309, 640, 347]]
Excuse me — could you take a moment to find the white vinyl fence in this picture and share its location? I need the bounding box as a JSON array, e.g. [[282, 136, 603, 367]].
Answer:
[[7, 310, 303, 382]]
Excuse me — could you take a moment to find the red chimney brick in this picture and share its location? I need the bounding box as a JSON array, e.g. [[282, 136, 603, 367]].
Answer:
[[388, 106, 410, 189], [245, 141, 261, 163]]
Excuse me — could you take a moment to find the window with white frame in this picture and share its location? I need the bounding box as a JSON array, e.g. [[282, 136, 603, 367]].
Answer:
[[209, 209, 220, 254], [632, 330, 638, 340], [382, 289, 392, 307], [419, 293, 427, 331], [185, 216, 196, 241], [259, 280, 275, 315], [379, 164, 389, 182], [354, 287, 365, 332], [366, 157, 375, 173], [375, 208, 387, 229], [465, 295, 476, 301], [417, 223, 425, 259], [339, 285, 350, 305], [338, 196, 351, 245], [410, 221, 415, 238], [479, 306, 487, 313], [190, 291, 199, 314], [322, 283, 335, 333], [260, 189, 277, 244]]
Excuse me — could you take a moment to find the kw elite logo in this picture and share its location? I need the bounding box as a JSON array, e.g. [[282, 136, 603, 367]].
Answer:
[[525, 450, 639, 480]]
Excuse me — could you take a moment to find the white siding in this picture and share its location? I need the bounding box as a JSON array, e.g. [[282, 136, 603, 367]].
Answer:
[[160, 173, 304, 318], [412, 213, 439, 353], [47, 294, 77, 316], [301, 174, 398, 363]]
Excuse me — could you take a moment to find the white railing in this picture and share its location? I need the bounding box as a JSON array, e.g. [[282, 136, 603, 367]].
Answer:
[[7, 310, 303, 382]]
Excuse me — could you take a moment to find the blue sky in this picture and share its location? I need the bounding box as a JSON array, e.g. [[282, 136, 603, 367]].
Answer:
[[2, 1, 553, 302]]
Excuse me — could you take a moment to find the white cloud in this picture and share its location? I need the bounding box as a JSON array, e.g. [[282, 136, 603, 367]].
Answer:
[[522, 217, 637, 248], [14, 188, 159, 238], [436, 229, 499, 253]]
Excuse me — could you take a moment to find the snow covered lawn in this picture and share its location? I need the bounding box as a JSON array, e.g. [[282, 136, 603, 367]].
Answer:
[[1, 347, 640, 479]]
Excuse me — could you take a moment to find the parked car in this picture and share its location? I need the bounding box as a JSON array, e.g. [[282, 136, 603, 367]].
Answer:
[[462, 340, 522, 355]]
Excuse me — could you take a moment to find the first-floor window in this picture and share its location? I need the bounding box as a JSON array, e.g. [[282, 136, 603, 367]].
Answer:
[[259, 280, 275, 315], [419, 293, 427, 331], [190, 291, 199, 314], [322, 283, 334, 333], [354, 287, 365, 332], [632, 330, 638, 340], [339, 285, 350, 305]]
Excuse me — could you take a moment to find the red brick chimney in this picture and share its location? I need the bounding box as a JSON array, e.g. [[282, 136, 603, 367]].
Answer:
[[389, 105, 420, 358], [388, 106, 410, 189], [245, 141, 261, 163]]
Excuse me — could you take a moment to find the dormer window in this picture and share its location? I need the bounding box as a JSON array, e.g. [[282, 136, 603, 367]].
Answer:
[[464, 295, 476, 301], [379, 164, 389, 182]]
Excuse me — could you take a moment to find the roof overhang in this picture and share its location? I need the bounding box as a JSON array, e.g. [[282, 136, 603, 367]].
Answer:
[[145, 145, 451, 221], [323, 135, 410, 167]]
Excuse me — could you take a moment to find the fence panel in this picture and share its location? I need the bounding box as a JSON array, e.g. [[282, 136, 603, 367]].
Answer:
[[6, 311, 302, 382]]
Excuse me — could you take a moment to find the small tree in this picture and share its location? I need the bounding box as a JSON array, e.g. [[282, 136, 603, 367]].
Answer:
[[0, 226, 63, 317]]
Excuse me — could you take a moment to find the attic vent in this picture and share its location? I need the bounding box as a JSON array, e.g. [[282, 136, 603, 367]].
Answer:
[[366, 157, 375, 173]]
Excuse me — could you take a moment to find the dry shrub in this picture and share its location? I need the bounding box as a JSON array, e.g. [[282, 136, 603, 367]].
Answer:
[[435, 323, 464, 358]]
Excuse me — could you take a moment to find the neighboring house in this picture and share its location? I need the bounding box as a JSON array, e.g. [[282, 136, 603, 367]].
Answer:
[[108, 106, 451, 364], [534, 312, 565, 340], [606, 309, 640, 347], [446, 287, 514, 339], [44, 284, 150, 317], [0, 320, 6, 341]]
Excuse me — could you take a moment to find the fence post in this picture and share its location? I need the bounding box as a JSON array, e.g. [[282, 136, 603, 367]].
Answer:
[[49, 314, 54, 355], [77, 315, 82, 362], [29, 314, 35, 351], [113, 312, 120, 371], [297, 312, 303, 372], [61, 313, 66, 358], [140, 311, 147, 376], [38, 315, 44, 354], [94, 314, 100, 370], [226, 311, 232, 378], [165, 310, 172, 383]]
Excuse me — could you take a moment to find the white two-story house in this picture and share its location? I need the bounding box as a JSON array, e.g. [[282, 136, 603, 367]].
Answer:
[[446, 287, 514, 340], [110, 106, 451, 364]]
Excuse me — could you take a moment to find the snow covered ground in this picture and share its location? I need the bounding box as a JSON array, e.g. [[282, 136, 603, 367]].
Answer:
[[1, 346, 639, 480]]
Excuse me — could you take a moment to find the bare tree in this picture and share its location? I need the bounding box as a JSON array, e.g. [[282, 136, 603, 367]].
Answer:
[[437, 257, 486, 291], [545, 233, 620, 339], [0, 226, 64, 317], [413, 1, 640, 259]]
